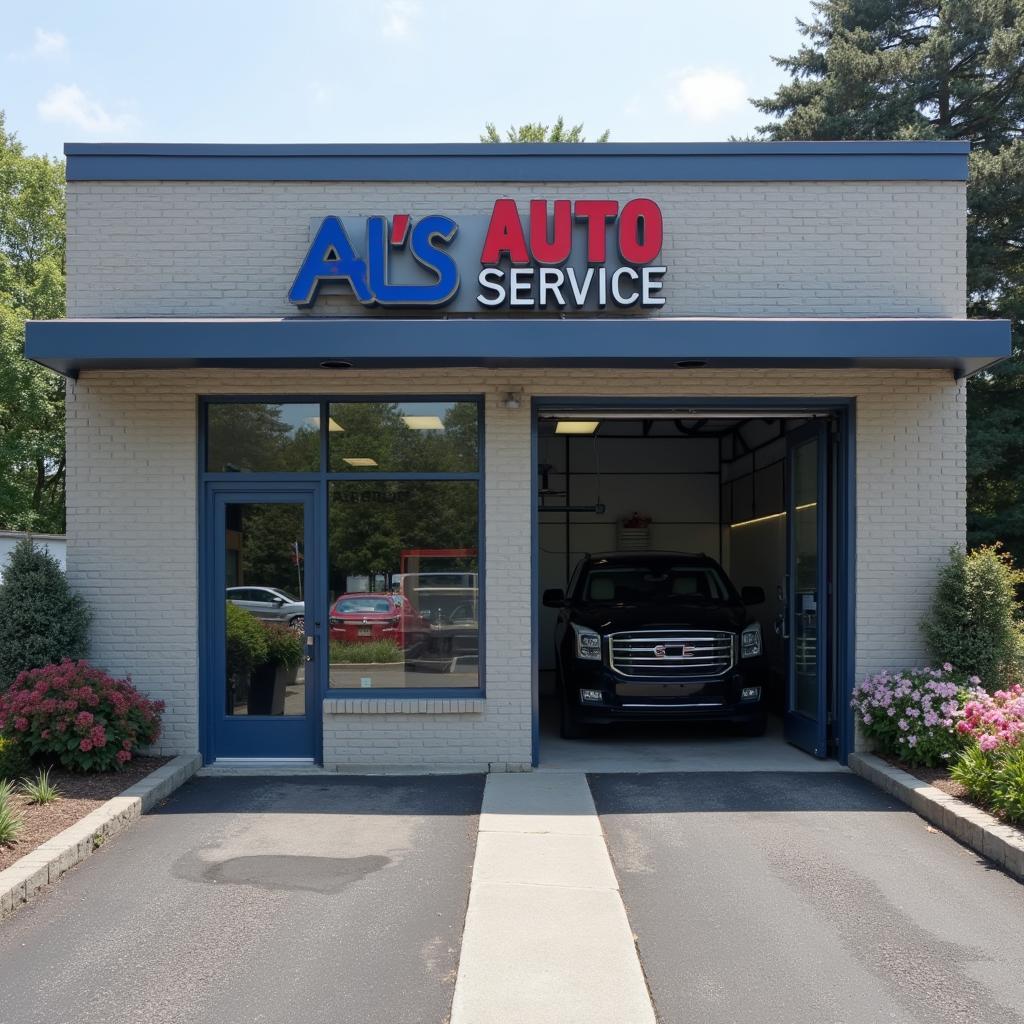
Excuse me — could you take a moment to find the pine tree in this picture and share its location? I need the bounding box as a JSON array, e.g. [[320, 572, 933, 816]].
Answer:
[[755, 1, 1024, 558]]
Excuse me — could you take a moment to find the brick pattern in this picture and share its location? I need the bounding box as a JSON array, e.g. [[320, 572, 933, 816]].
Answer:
[[66, 181, 966, 319], [64, 368, 966, 766]]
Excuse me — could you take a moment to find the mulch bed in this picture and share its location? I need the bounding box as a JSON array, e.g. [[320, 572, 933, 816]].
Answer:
[[879, 755, 970, 801], [0, 756, 169, 872]]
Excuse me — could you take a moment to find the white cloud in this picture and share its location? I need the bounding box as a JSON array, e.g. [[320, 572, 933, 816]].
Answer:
[[381, 0, 420, 38], [37, 85, 139, 137], [667, 69, 747, 123], [32, 28, 67, 57]]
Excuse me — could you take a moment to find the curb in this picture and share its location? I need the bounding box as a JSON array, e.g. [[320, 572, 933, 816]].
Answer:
[[0, 752, 201, 919], [849, 751, 1024, 883]]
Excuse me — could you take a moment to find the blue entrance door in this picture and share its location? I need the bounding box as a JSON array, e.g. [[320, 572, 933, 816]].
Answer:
[[206, 487, 320, 761], [783, 422, 829, 758]]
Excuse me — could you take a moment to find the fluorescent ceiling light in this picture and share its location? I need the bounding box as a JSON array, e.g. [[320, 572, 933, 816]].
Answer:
[[555, 420, 600, 435], [343, 457, 378, 467], [304, 416, 344, 432], [402, 415, 445, 430]]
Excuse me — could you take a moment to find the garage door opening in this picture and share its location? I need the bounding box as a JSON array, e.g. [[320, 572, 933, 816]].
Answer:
[[533, 403, 851, 769]]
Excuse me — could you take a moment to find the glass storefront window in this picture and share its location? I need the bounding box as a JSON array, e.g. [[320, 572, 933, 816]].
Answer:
[[327, 480, 479, 690], [207, 403, 321, 472], [328, 401, 479, 473]]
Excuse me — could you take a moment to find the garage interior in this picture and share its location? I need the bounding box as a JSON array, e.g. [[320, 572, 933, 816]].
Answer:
[[536, 408, 836, 767]]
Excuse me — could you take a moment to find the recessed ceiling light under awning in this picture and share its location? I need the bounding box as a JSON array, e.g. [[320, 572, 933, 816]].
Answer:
[[539, 408, 829, 420]]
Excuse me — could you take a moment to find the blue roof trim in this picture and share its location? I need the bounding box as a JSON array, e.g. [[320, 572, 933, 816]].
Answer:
[[25, 316, 1008, 379], [63, 141, 970, 183]]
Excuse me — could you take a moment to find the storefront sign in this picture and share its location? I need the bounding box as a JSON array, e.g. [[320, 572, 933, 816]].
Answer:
[[288, 199, 666, 312]]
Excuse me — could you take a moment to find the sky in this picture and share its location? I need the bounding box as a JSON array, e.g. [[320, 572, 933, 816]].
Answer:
[[2, 0, 812, 159]]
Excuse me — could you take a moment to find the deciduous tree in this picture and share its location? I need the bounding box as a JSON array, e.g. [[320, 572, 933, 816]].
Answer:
[[0, 112, 65, 532]]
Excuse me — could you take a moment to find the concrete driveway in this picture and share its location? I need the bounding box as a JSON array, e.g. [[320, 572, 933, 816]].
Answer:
[[0, 775, 485, 1024], [590, 771, 1024, 1024]]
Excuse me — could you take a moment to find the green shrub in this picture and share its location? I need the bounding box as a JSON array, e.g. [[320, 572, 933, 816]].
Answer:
[[950, 744, 997, 804], [952, 743, 1024, 824], [0, 540, 91, 689], [990, 746, 1024, 823], [260, 621, 304, 670], [0, 736, 31, 781], [225, 604, 268, 681], [922, 545, 1024, 689], [329, 640, 403, 664]]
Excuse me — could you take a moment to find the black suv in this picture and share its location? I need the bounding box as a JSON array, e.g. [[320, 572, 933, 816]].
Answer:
[[544, 552, 767, 739]]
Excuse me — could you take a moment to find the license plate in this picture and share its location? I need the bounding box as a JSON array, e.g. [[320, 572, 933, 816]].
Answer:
[[357, 626, 372, 637]]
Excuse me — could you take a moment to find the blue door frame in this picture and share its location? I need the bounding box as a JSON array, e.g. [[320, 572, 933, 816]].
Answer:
[[201, 482, 323, 762], [783, 420, 830, 758], [530, 396, 856, 766]]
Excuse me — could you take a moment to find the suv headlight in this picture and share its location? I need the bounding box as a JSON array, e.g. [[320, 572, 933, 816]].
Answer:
[[740, 623, 762, 658], [571, 624, 602, 661]]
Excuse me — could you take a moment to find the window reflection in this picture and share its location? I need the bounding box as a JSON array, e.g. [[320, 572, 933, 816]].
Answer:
[[223, 501, 307, 717], [207, 403, 320, 473], [328, 481, 479, 689], [329, 401, 479, 473]]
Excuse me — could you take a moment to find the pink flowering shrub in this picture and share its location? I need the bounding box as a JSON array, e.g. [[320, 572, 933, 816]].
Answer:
[[951, 685, 1024, 824], [956, 684, 1024, 752], [0, 660, 164, 772], [850, 664, 969, 767]]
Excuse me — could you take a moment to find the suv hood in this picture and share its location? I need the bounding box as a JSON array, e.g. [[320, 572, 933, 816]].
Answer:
[[570, 601, 748, 634]]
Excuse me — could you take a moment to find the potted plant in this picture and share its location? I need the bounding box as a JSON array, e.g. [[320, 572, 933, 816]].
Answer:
[[249, 623, 304, 715], [225, 604, 269, 713]]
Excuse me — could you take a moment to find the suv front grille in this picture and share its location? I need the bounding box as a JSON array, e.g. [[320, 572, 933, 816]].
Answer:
[[607, 630, 735, 678]]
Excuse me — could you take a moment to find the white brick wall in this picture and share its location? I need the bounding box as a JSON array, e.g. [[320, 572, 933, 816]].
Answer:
[[66, 181, 966, 319], [64, 367, 966, 767]]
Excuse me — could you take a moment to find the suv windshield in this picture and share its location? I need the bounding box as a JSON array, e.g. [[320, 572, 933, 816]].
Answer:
[[581, 564, 732, 604]]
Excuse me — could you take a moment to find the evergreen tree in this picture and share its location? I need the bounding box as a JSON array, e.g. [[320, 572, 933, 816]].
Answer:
[[480, 116, 609, 143], [754, 1, 1024, 557], [0, 539, 90, 688]]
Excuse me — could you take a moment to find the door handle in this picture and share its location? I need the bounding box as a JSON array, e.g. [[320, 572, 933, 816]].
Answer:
[[305, 634, 315, 662]]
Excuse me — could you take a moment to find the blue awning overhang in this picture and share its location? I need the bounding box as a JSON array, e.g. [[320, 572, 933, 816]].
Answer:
[[25, 316, 1010, 379]]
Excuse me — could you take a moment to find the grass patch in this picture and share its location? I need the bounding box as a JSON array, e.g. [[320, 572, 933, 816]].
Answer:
[[329, 640, 403, 664]]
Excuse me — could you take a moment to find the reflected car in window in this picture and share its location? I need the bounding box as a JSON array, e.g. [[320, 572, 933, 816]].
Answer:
[[226, 586, 305, 631], [328, 593, 430, 652]]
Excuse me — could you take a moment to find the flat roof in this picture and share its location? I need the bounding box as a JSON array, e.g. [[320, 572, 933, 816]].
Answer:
[[25, 316, 1010, 379], [63, 141, 970, 183]]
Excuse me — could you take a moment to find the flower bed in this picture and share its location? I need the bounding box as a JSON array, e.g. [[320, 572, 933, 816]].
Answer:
[[853, 668, 1024, 830], [0, 755, 169, 872]]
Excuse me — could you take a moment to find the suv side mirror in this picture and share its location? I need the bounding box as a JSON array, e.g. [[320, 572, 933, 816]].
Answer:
[[741, 586, 765, 606], [542, 588, 566, 608], [271, 597, 285, 607]]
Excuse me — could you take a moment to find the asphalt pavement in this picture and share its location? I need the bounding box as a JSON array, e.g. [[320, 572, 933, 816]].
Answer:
[[590, 771, 1024, 1024], [0, 774, 485, 1024]]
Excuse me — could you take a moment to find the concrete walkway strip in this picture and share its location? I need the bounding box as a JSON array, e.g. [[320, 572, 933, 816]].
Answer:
[[0, 752, 201, 919], [450, 772, 657, 1024]]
